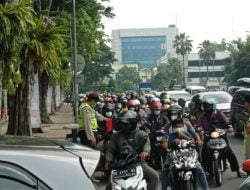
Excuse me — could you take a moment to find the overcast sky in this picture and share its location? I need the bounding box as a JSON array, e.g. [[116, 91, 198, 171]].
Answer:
[[102, 0, 250, 52]]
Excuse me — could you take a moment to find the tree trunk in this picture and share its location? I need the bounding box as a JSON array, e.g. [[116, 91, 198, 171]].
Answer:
[[7, 59, 34, 136], [39, 70, 52, 124], [0, 61, 3, 133], [51, 85, 57, 115]]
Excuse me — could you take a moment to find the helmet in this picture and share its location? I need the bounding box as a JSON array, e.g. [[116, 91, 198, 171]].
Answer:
[[151, 97, 160, 103], [178, 98, 186, 108], [117, 111, 137, 133], [115, 103, 122, 110], [134, 99, 140, 106], [127, 99, 137, 107], [167, 104, 183, 120], [139, 97, 147, 105], [103, 103, 114, 112], [150, 101, 162, 110], [202, 98, 217, 113], [243, 159, 250, 173], [104, 97, 114, 104]]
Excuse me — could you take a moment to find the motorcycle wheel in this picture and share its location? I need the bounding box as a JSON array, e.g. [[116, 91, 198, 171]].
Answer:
[[214, 159, 222, 186]]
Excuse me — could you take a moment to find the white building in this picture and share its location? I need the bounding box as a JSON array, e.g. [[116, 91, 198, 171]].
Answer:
[[187, 52, 231, 87], [111, 26, 178, 70]]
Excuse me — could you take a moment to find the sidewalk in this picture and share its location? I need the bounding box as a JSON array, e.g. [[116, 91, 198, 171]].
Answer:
[[35, 104, 75, 139]]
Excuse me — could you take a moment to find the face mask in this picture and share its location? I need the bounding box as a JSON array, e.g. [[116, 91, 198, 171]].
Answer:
[[171, 115, 178, 121], [105, 112, 113, 117], [173, 127, 185, 133], [154, 110, 161, 116], [129, 107, 135, 111]]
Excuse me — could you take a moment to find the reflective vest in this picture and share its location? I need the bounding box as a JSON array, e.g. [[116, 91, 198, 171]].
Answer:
[[78, 103, 98, 130]]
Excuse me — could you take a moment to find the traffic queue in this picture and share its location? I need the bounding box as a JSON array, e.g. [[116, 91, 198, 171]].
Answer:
[[77, 90, 250, 190]]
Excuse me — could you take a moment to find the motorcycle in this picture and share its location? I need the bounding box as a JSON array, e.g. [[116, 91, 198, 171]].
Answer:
[[204, 128, 227, 186], [148, 129, 166, 171], [110, 145, 147, 190], [168, 140, 199, 190]]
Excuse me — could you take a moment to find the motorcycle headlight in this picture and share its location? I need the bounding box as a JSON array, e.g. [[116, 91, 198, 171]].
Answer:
[[211, 131, 219, 139]]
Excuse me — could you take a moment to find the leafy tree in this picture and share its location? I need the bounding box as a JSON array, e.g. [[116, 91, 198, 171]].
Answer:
[[198, 40, 216, 85], [224, 37, 250, 85], [173, 33, 193, 87], [120, 80, 135, 92], [117, 66, 141, 87], [152, 58, 182, 90], [213, 38, 228, 52]]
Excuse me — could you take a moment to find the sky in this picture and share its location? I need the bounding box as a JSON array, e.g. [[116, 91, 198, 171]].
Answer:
[[102, 0, 250, 52]]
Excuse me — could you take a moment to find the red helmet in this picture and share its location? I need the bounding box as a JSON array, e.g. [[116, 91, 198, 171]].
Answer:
[[243, 159, 250, 172], [104, 97, 114, 104], [134, 99, 140, 106], [150, 101, 162, 110], [127, 99, 137, 107]]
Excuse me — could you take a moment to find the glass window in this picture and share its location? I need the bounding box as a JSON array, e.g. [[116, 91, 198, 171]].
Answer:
[[0, 162, 51, 190], [203, 93, 232, 104], [233, 92, 249, 106]]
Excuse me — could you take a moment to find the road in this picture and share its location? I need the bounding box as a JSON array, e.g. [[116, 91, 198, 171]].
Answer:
[[95, 133, 246, 190]]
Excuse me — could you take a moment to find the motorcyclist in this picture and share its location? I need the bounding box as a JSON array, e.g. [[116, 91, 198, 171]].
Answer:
[[120, 97, 128, 112], [163, 118, 209, 190], [139, 97, 151, 115], [198, 98, 246, 178], [105, 111, 159, 190], [146, 101, 169, 132], [113, 102, 122, 119], [161, 95, 171, 117]]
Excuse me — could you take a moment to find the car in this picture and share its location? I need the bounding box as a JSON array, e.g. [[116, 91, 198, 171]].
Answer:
[[0, 135, 100, 190], [231, 89, 250, 135], [228, 86, 243, 96], [160, 90, 192, 102], [189, 91, 232, 121], [186, 85, 206, 96]]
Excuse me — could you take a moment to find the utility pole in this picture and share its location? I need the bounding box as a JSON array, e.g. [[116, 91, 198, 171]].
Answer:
[[72, 0, 78, 123]]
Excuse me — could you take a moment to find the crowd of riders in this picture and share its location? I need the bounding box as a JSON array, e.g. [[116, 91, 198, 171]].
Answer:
[[78, 91, 247, 190]]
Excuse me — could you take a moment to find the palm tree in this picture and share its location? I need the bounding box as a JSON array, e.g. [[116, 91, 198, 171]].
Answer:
[[7, 18, 65, 135], [198, 40, 216, 86], [0, 0, 34, 131], [173, 33, 193, 87]]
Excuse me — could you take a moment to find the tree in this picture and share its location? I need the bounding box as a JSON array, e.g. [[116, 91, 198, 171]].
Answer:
[[152, 58, 182, 90], [224, 37, 250, 85], [120, 80, 135, 92], [7, 17, 65, 135], [82, 42, 115, 91], [117, 66, 141, 87], [173, 33, 193, 87], [198, 40, 216, 85], [0, 0, 34, 132]]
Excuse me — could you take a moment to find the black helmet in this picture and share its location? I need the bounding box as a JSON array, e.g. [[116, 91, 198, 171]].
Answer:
[[202, 98, 216, 113], [139, 97, 147, 105], [103, 103, 114, 113], [117, 111, 137, 133], [178, 98, 186, 108], [167, 104, 183, 121], [115, 103, 122, 110]]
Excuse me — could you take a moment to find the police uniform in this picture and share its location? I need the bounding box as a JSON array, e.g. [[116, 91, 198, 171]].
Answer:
[[78, 103, 98, 145]]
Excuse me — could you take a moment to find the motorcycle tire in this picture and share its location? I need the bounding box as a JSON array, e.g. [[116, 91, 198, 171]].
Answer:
[[214, 159, 222, 186]]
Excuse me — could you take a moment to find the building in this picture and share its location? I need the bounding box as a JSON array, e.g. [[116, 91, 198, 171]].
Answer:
[[139, 68, 152, 82], [111, 26, 178, 70], [187, 52, 231, 87]]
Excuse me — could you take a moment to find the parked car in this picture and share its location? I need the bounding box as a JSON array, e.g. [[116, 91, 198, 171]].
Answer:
[[0, 135, 100, 190], [189, 91, 232, 121], [186, 85, 206, 96], [231, 89, 250, 135]]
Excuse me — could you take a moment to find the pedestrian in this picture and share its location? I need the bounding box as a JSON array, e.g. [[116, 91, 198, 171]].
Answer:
[[78, 93, 99, 148], [244, 94, 250, 160]]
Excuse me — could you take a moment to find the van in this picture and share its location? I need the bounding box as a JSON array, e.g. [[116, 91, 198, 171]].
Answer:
[[231, 89, 250, 135]]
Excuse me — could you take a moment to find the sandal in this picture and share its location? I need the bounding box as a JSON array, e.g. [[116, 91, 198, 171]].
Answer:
[[237, 170, 247, 178]]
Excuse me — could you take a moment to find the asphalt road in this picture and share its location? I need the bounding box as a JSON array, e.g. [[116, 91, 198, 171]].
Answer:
[[95, 133, 246, 190]]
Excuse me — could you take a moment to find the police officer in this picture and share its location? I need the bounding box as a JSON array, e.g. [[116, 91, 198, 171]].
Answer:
[[78, 93, 99, 147]]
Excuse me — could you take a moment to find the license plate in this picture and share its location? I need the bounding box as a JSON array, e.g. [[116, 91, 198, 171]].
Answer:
[[113, 168, 136, 179]]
